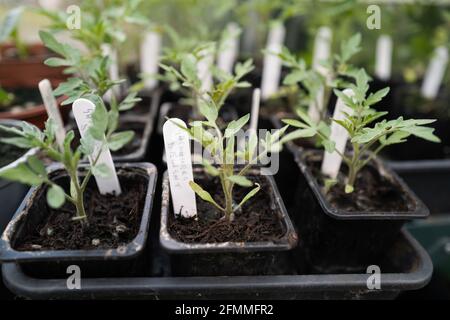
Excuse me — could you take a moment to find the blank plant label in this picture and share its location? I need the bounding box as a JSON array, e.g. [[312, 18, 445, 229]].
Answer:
[[321, 89, 354, 179], [39, 79, 66, 148]]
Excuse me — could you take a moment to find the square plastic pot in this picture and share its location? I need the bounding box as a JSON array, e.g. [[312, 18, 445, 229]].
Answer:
[[159, 167, 298, 276], [0, 163, 157, 278], [389, 159, 450, 215], [292, 149, 429, 273]]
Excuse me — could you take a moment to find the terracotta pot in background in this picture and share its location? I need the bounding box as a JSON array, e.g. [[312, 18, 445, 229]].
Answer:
[[0, 43, 66, 89], [0, 44, 69, 128]]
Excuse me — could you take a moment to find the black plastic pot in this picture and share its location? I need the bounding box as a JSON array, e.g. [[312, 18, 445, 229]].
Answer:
[[382, 84, 450, 161], [0, 119, 34, 233], [389, 160, 450, 215], [160, 168, 298, 277], [389, 161, 450, 299], [0, 162, 157, 278], [292, 149, 429, 273], [1, 229, 432, 299]]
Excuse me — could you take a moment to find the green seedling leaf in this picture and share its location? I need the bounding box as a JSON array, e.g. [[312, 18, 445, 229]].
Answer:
[[227, 175, 253, 187], [235, 183, 260, 211], [0, 6, 24, 42], [198, 100, 218, 124], [47, 184, 65, 208], [202, 159, 219, 176], [108, 130, 134, 151], [189, 181, 224, 211], [92, 163, 111, 178], [0, 156, 44, 186], [224, 114, 250, 138], [345, 184, 354, 194]]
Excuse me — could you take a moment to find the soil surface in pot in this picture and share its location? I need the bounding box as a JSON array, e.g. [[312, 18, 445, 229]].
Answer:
[[168, 174, 285, 243], [306, 153, 413, 212], [13, 167, 147, 251]]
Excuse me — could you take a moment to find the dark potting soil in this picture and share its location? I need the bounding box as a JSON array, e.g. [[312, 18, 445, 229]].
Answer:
[[168, 174, 285, 243], [306, 153, 413, 213], [13, 168, 147, 251]]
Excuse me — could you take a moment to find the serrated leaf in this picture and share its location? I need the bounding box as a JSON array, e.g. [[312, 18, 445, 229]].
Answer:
[[401, 126, 440, 143], [224, 114, 250, 138], [0, 158, 44, 186], [27, 156, 47, 176], [39, 30, 66, 57], [180, 54, 198, 83], [0, 137, 33, 149], [108, 131, 134, 151], [91, 164, 111, 178], [322, 140, 335, 153], [198, 100, 218, 124], [53, 78, 84, 96], [366, 87, 390, 106]]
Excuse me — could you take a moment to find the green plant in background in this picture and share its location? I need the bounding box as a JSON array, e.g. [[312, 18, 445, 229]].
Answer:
[[0, 5, 27, 59], [0, 87, 14, 109], [38, 30, 138, 147], [293, 0, 449, 83], [38, 0, 149, 72], [282, 69, 440, 193], [0, 95, 129, 224], [160, 41, 253, 116], [141, 0, 236, 43], [275, 33, 361, 121], [167, 61, 288, 221]]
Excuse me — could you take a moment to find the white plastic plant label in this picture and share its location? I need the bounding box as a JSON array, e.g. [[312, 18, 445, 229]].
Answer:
[[72, 98, 122, 195], [308, 27, 332, 123], [375, 35, 393, 81], [163, 118, 197, 218], [38, 0, 61, 10], [101, 44, 120, 101], [217, 22, 240, 74], [38, 79, 66, 148], [421, 46, 449, 100], [197, 48, 214, 92], [140, 30, 161, 90], [249, 88, 261, 133], [261, 21, 285, 100], [321, 89, 354, 179], [312, 27, 332, 75]]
